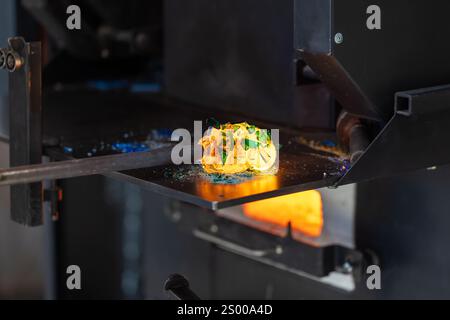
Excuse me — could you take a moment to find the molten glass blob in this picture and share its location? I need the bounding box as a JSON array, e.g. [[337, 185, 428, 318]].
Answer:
[[243, 191, 324, 238], [199, 122, 277, 174]]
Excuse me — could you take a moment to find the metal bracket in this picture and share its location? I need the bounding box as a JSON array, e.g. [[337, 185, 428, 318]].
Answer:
[[2, 37, 43, 226], [338, 84, 450, 185]]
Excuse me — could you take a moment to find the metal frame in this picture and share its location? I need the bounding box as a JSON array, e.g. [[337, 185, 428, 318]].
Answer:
[[338, 84, 450, 186]]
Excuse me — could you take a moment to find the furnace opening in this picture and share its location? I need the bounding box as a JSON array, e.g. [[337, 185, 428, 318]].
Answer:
[[242, 191, 324, 238]]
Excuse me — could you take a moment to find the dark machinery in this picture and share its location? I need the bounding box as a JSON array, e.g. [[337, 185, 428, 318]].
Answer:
[[2, 0, 450, 299]]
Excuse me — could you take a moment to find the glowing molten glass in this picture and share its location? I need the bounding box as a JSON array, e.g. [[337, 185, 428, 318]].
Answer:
[[199, 122, 277, 174], [243, 191, 324, 238]]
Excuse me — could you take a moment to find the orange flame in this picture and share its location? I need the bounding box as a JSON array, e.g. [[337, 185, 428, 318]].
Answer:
[[243, 191, 324, 238]]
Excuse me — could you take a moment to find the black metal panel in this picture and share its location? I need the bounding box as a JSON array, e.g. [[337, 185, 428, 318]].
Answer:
[[165, 0, 335, 130], [294, 0, 331, 53], [297, 0, 450, 121], [355, 166, 450, 299], [8, 38, 43, 226], [56, 176, 124, 299]]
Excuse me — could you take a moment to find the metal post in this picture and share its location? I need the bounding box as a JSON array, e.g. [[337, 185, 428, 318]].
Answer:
[[7, 37, 43, 226]]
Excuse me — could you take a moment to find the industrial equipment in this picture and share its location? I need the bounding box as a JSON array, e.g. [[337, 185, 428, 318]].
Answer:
[[1, 0, 450, 299]]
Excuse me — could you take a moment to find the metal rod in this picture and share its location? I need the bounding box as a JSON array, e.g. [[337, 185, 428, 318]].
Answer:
[[0, 147, 173, 186], [164, 274, 201, 300]]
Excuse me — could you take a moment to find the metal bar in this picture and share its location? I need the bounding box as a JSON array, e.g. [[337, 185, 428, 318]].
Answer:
[[0, 147, 173, 186], [395, 84, 450, 117], [8, 37, 43, 226], [193, 229, 272, 258]]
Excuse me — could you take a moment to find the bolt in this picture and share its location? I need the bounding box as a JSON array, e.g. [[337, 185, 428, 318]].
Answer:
[[210, 225, 219, 234], [334, 33, 344, 44], [171, 211, 182, 223], [6, 51, 23, 72], [275, 246, 283, 255], [341, 261, 353, 274]]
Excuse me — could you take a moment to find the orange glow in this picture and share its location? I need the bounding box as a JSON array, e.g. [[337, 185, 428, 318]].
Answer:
[[243, 191, 324, 238], [196, 175, 279, 202]]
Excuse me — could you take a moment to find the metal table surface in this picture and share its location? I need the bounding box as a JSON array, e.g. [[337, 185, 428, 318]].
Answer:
[[114, 150, 344, 210]]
